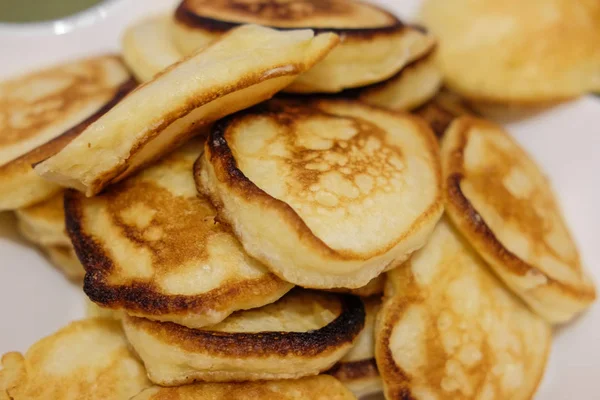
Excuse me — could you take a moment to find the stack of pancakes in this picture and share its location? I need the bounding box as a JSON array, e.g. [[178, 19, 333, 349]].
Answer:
[[0, 1, 596, 399]]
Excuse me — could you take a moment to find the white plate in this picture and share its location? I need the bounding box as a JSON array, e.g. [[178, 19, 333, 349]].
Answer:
[[0, 1, 598, 398]]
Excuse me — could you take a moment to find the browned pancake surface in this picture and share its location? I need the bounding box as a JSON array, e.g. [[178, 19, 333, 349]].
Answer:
[[176, 0, 399, 30]]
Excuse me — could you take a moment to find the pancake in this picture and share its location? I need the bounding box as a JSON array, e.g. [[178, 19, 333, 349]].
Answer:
[[66, 138, 292, 329], [376, 218, 551, 400], [131, 376, 357, 400], [0, 55, 129, 166], [335, 275, 385, 298], [0, 319, 151, 399], [327, 296, 382, 398], [413, 89, 476, 138], [442, 117, 596, 323], [15, 192, 69, 247], [44, 245, 85, 282], [15, 191, 86, 281], [35, 25, 339, 197], [86, 298, 122, 319], [0, 56, 133, 210], [172, 0, 435, 93], [196, 98, 443, 289], [123, 15, 184, 82], [354, 48, 442, 111], [421, 0, 600, 103], [122, 289, 365, 385]]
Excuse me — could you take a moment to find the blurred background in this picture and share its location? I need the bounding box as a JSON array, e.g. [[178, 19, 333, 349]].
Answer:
[[0, 0, 106, 23]]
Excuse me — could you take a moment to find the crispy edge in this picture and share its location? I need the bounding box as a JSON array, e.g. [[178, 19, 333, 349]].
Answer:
[[174, 0, 410, 39], [125, 291, 365, 359], [442, 116, 596, 302], [199, 99, 444, 262], [64, 189, 292, 319]]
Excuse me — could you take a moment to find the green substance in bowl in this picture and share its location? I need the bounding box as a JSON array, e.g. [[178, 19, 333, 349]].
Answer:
[[0, 0, 106, 23]]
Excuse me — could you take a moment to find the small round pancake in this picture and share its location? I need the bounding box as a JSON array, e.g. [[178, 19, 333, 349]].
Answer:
[[328, 296, 382, 398], [196, 98, 443, 289], [421, 0, 600, 103], [413, 89, 477, 138], [15, 192, 69, 247], [35, 25, 339, 196], [442, 117, 596, 323], [132, 375, 357, 400], [354, 49, 443, 111], [172, 0, 435, 93], [0, 57, 133, 210], [123, 15, 183, 82], [66, 138, 292, 329], [122, 289, 365, 385], [44, 245, 85, 282], [376, 218, 551, 400], [0, 319, 150, 399]]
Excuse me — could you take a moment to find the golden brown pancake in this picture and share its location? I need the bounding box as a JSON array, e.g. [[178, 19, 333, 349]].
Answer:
[[35, 25, 338, 196], [442, 117, 596, 323], [0, 319, 151, 399], [66, 138, 292, 329], [132, 375, 357, 400], [0, 57, 133, 210], [196, 98, 443, 289], [172, 0, 435, 93], [15, 192, 69, 247], [376, 218, 551, 400], [328, 296, 382, 398], [413, 89, 477, 138], [122, 289, 365, 385], [354, 48, 442, 111], [421, 0, 600, 103], [123, 15, 184, 82]]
